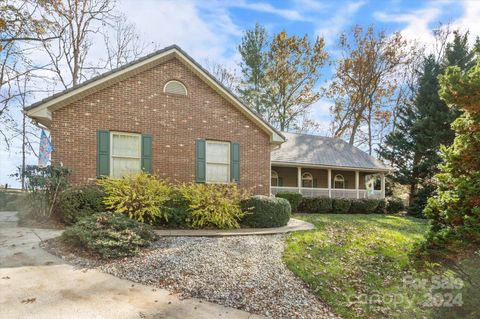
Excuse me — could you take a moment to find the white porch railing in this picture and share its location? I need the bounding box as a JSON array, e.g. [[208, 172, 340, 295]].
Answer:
[[331, 189, 357, 198], [271, 186, 384, 199]]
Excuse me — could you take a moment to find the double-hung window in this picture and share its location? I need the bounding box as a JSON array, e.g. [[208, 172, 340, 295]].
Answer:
[[205, 140, 230, 183], [110, 132, 142, 177]]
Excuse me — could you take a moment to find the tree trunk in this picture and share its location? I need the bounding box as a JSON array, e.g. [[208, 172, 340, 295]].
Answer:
[[21, 111, 26, 190], [408, 183, 417, 207]]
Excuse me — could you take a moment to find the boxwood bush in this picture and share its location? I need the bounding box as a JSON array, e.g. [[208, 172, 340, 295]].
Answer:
[[241, 195, 291, 228], [160, 190, 192, 229], [386, 197, 405, 214], [332, 198, 351, 214], [298, 197, 332, 214], [275, 192, 302, 213], [349, 199, 380, 214], [62, 212, 157, 258], [375, 199, 387, 214], [59, 185, 105, 225]]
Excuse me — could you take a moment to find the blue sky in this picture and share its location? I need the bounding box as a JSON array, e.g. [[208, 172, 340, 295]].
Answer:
[[1, 0, 479, 187]]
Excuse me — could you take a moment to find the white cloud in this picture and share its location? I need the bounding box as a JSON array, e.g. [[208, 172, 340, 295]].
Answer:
[[230, 0, 305, 21], [374, 0, 480, 52], [117, 0, 241, 67], [292, 0, 327, 12], [374, 7, 442, 46], [315, 1, 366, 45], [451, 0, 480, 38]]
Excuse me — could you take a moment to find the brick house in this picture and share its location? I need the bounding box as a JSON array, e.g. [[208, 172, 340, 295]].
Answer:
[[26, 45, 389, 198]]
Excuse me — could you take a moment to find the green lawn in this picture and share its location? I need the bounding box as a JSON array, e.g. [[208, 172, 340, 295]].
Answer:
[[284, 214, 432, 319]]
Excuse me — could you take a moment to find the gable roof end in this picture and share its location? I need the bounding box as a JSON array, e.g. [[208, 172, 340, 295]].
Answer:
[[26, 45, 285, 144]]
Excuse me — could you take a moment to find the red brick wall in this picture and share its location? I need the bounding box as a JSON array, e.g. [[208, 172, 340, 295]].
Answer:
[[50, 58, 271, 195]]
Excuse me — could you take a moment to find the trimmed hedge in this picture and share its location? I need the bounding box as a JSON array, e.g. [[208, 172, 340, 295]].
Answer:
[[386, 197, 405, 214], [275, 192, 302, 213], [349, 199, 380, 214], [297, 196, 388, 215], [241, 195, 291, 228], [62, 212, 157, 258], [299, 197, 333, 214], [59, 185, 105, 225], [333, 198, 351, 214], [375, 199, 387, 214]]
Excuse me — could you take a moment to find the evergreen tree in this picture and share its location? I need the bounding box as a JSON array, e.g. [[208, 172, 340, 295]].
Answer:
[[424, 58, 480, 251], [380, 31, 476, 216], [443, 31, 477, 71], [237, 23, 271, 118]]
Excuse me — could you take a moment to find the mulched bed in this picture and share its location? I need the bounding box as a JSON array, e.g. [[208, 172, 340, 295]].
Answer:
[[42, 235, 339, 319]]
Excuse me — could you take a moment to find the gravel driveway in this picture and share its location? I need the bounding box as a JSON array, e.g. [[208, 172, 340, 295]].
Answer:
[[98, 235, 339, 319]]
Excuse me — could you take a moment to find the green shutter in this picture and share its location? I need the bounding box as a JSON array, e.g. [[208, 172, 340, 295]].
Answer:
[[313, 178, 318, 188], [278, 177, 283, 187], [231, 142, 240, 182], [97, 130, 110, 177], [141, 134, 153, 174], [196, 139, 206, 182]]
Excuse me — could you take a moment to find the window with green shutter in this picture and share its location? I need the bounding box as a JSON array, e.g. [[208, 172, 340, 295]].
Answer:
[[97, 131, 148, 178], [197, 140, 240, 183]]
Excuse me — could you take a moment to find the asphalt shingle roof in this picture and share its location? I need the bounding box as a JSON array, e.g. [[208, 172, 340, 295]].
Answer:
[[271, 132, 390, 170]]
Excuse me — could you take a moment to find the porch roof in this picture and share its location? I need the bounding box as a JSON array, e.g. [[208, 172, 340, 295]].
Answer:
[[271, 132, 391, 171]]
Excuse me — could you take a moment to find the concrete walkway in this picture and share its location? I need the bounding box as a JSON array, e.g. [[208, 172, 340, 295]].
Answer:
[[0, 211, 262, 319], [156, 218, 314, 237]]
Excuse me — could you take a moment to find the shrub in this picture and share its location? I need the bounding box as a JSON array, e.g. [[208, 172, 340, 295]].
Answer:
[[160, 190, 192, 228], [62, 212, 156, 258], [98, 173, 171, 224], [275, 192, 302, 213], [298, 197, 332, 214], [59, 185, 105, 225], [349, 199, 380, 214], [176, 183, 247, 229], [386, 197, 405, 214], [241, 195, 291, 228], [375, 199, 387, 214], [332, 198, 351, 214]]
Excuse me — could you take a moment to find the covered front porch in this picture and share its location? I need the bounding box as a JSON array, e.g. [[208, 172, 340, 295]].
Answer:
[[271, 165, 385, 199]]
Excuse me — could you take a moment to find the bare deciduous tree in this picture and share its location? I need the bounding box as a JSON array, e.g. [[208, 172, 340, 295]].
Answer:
[[102, 13, 153, 70], [42, 0, 115, 88], [203, 59, 239, 92]]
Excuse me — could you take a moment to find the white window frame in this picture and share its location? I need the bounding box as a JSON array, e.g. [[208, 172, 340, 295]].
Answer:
[[302, 172, 313, 188], [271, 170, 279, 187], [110, 131, 142, 177], [334, 174, 345, 189], [163, 80, 188, 96], [205, 140, 230, 183]]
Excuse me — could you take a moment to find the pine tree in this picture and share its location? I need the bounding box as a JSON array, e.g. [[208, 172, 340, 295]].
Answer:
[[237, 23, 271, 118], [424, 58, 480, 250], [380, 32, 477, 215], [378, 103, 418, 205], [443, 31, 476, 71]]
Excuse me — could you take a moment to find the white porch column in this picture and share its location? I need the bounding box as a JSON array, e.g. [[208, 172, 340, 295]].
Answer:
[[355, 171, 359, 199], [297, 167, 302, 195], [327, 169, 332, 198], [380, 173, 386, 199]]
